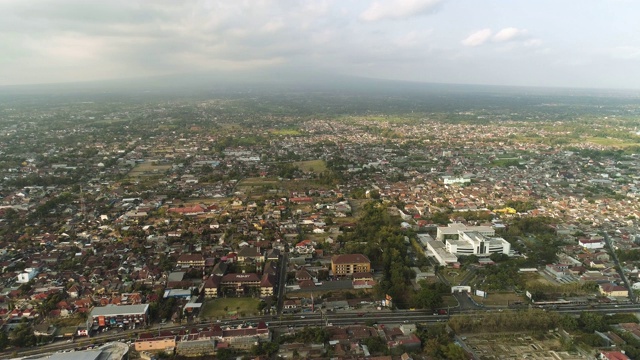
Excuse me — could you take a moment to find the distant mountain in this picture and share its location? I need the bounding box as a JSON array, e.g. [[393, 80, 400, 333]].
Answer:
[[1, 68, 639, 104]]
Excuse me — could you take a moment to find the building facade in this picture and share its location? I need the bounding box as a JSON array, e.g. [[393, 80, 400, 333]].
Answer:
[[87, 304, 149, 330], [444, 231, 510, 257], [331, 254, 371, 276]]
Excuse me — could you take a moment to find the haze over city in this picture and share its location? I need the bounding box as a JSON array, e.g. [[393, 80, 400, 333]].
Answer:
[[2, 0, 640, 89]]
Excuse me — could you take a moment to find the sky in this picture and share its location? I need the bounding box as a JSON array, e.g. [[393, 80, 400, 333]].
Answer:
[[1, 0, 640, 89]]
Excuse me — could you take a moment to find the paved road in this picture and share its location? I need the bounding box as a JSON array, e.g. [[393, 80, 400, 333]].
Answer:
[[6, 303, 640, 358], [276, 253, 288, 314]]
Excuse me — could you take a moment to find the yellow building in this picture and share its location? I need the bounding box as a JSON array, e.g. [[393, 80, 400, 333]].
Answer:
[[331, 254, 371, 276], [134, 335, 176, 353]]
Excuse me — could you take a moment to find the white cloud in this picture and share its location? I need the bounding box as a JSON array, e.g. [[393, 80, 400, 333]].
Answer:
[[360, 0, 443, 21], [492, 27, 528, 42], [461, 29, 492, 47]]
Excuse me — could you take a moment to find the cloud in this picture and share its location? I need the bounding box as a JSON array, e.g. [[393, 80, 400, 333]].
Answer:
[[360, 0, 443, 21], [492, 27, 528, 42], [461, 29, 492, 47]]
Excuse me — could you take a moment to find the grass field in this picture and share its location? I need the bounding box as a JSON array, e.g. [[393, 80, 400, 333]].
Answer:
[[238, 177, 280, 186], [201, 298, 261, 319], [127, 162, 172, 178], [294, 160, 327, 174], [441, 269, 469, 286], [586, 136, 639, 148]]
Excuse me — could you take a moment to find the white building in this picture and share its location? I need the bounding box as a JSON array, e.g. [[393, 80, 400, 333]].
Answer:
[[445, 231, 510, 257], [17, 268, 39, 283], [578, 238, 605, 250], [436, 223, 495, 241], [424, 237, 459, 266], [442, 176, 471, 185]]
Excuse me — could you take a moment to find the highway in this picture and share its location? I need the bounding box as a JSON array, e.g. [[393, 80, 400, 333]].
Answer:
[[5, 303, 640, 358]]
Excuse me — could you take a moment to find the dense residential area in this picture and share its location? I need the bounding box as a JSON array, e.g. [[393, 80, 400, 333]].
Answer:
[[2, 89, 640, 359]]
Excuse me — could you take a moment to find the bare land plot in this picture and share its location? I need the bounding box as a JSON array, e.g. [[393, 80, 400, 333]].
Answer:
[[472, 292, 524, 306], [462, 333, 590, 359]]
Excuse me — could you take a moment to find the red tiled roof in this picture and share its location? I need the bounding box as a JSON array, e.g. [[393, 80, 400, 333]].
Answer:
[[332, 254, 370, 264]]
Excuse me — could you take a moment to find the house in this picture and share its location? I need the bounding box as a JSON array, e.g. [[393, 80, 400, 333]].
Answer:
[[331, 254, 371, 276], [265, 249, 281, 261], [599, 351, 631, 360], [237, 247, 263, 264], [352, 272, 376, 289], [599, 283, 629, 297], [295, 267, 313, 282], [294, 240, 315, 255]]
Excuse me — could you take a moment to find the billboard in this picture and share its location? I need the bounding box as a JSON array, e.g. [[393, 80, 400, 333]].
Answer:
[[475, 290, 487, 298]]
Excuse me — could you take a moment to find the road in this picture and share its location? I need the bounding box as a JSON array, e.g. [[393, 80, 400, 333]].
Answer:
[[276, 252, 289, 314], [6, 303, 640, 358], [603, 232, 635, 303]]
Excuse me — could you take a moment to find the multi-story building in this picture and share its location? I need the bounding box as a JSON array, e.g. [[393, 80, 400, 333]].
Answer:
[[203, 275, 221, 298], [436, 223, 495, 241], [260, 273, 276, 297], [177, 254, 205, 268], [444, 230, 510, 257], [331, 254, 371, 276]]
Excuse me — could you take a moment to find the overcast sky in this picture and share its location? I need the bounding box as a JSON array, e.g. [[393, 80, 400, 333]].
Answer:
[[1, 0, 640, 89]]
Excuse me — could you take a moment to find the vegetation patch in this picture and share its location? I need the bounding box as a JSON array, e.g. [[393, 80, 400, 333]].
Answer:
[[270, 128, 301, 136], [293, 159, 327, 174], [201, 298, 261, 319], [127, 162, 172, 178], [586, 136, 639, 148], [472, 292, 524, 306]]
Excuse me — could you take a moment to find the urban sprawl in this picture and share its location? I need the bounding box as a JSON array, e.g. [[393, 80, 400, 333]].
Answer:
[[1, 90, 640, 359]]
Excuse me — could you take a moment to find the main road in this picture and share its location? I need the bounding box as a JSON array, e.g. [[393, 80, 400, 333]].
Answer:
[[6, 303, 640, 358]]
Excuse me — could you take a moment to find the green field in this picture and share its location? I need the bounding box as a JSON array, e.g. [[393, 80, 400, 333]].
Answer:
[[201, 298, 261, 319], [294, 160, 327, 174], [271, 129, 301, 136], [586, 136, 639, 148], [127, 162, 172, 178]]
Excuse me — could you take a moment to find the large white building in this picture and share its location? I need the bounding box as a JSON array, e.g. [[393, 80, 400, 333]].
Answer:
[[445, 230, 510, 257], [425, 237, 459, 266], [436, 223, 495, 241]]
